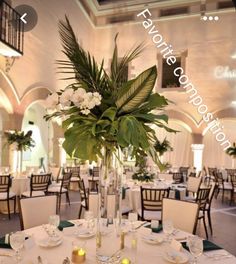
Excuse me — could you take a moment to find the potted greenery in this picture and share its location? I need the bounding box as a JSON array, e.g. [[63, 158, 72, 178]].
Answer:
[[5, 130, 35, 172], [132, 155, 154, 183], [226, 142, 236, 168]]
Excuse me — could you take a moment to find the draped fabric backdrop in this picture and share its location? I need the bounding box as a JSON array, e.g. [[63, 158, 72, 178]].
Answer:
[[203, 119, 236, 168], [155, 120, 193, 168]]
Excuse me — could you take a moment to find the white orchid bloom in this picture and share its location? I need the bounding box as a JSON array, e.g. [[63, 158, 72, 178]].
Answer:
[[71, 88, 86, 105], [60, 88, 74, 107]]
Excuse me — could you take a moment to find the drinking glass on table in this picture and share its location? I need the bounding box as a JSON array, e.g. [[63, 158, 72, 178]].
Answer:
[[84, 211, 94, 230], [163, 219, 174, 242], [187, 236, 203, 264], [10, 231, 25, 262], [128, 212, 138, 231], [48, 214, 60, 236]]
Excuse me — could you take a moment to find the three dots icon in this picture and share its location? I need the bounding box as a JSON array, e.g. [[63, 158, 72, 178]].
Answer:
[[201, 15, 219, 21]]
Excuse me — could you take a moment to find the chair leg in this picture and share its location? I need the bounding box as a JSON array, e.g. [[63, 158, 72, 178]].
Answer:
[[58, 194, 62, 212], [207, 210, 213, 235], [7, 199, 11, 220], [14, 197, 16, 214], [78, 205, 83, 219], [203, 213, 208, 239], [222, 189, 224, 202], [66, 191, 70, 206]]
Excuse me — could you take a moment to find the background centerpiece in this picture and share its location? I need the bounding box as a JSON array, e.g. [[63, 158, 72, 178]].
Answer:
[[45, 16, 175, 263], [5, 130, 35, 173]]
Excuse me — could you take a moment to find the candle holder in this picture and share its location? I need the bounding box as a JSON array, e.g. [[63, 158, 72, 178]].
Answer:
[[121, 257, 131, 264], [71, 241, 86, 263]]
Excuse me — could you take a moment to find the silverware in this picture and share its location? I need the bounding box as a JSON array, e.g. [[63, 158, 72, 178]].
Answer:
[[62, 257, 70, 264], [38, 256, 43, 264], [135, 221, 148, 230]]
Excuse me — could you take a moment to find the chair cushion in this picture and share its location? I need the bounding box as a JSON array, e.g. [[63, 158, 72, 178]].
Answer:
[[22, 191, 45, 197], [224, 183, 233, 190], [0, 191, 16, 200], [71, 177, 80, 182], [137, 209, 162, 220], [48, 186, 67, 193]]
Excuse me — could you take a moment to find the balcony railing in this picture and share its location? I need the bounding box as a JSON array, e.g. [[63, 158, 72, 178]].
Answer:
[[0, 0, 24, 56]]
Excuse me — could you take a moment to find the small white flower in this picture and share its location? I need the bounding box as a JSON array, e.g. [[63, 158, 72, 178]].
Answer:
[[81, 109, 90, 115], [45, 93, 59, 109], [71, 88, 86, 104], [87, 100, 96, 109], [60, 88, 74, 107]]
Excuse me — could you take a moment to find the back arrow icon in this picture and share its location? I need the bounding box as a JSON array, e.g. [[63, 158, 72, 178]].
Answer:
[[20, 13, 27, 24]]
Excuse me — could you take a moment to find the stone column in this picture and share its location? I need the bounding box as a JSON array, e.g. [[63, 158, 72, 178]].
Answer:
[[58, 138, 66, 167], [191, 144, 204, 172]]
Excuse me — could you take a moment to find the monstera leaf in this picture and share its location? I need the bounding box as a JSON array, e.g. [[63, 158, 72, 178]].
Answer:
[[116, 66, 157, 114]]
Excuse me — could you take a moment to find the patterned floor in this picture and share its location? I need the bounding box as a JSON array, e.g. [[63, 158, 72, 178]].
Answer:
[[0, 190, 235, 256]]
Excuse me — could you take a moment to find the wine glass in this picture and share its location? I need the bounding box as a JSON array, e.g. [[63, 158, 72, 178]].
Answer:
[[48, 215, 60, 237], [84, 211, 94, 230], [163, 220, 174, 242], [128, 213, 138, 231], [187, 236, 203, 264], [10, 231, 25, 262]]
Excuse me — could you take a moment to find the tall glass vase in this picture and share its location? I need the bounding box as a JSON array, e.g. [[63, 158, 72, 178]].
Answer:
[[96, 147, 123, 264], [16, 150, 23, 176]]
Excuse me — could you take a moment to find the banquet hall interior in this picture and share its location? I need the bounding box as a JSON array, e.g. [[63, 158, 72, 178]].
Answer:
[[0, 0, 236, 263]]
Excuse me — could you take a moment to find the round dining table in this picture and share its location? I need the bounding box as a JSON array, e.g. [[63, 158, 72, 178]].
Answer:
[[0, 219, 234, 264]]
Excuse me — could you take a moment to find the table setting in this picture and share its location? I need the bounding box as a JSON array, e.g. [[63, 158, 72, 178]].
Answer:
[[0, 212, 235, 264]]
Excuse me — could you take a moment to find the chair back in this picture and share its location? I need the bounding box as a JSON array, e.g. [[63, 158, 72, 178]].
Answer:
[[78, 179, 88, 207], [19, 195, 57, 230], [208, 181, 216, 206], [187, 176, 202, 193], [30, 174, 51, 195], [61, 172, 72, 190], [0, 175, 11, 193], [231, 175, 236, 189], [66, 166, 80, 179], [189, 172, 197, 177], [93, 167, 100, 178], [208, 167, 217, 176], [140, 187, 169, 212], [215, 172, 224, 185], [162, 198, 199, 234], [226, 169, 236, 177], [196, 188, 210, 210], [172, 173, 183, 184]]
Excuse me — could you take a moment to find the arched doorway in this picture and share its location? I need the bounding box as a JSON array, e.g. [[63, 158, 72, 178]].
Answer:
[[21, 101, 53, 171]]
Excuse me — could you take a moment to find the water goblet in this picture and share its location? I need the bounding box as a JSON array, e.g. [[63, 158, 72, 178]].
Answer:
[[187, 236, 203, 264], [128, 213, 138, 231], [163, 220, 174, 242], [10, 231, 25, 263], [48, 215, 60, 237]]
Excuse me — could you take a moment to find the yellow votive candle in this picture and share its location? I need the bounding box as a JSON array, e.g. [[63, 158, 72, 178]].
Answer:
[[121, 257, 131, 264], [72, 248, 86, 263]]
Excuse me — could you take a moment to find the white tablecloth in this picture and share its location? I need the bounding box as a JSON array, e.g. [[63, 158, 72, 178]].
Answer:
[[0, 221, 235, 264], [0, 177, 30, 214], [124, 181, 186, 212]]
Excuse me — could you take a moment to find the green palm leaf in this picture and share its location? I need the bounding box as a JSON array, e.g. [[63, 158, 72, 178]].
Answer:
[[116, 66, 157, 113]]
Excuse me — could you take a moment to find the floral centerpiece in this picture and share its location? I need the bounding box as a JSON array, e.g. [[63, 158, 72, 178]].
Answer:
[[5, 130, 35, 173], [154, 138, 173, 156], [5, 130, 35, 151], [45, 17, 175, 171], [45, 16, 175, 263], [226, 142, 236, 168]]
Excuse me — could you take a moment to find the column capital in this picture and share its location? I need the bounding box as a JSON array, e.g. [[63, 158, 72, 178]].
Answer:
[[191, 144, 205, 151]]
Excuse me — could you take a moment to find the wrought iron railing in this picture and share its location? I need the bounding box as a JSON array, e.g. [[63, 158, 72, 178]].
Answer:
[[0, 0, 24, 55]]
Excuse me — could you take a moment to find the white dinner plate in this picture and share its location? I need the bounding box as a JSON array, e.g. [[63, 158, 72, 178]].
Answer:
[[142, 234, 164, 245], [77, 229, 95, 238], [163, 250, 189, 263], [37, 237, 62, 248]]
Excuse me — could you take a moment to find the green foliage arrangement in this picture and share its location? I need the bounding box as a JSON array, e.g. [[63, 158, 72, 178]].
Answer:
[[226, 142, 236, 158], [45, 16, 175, 170], [154, 138, 173, 156], [5, 130, 35, 151], [132, 170, 155, 182]]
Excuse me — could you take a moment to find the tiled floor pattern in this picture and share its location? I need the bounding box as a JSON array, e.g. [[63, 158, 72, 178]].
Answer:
[[0, 191, 236, 256]]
